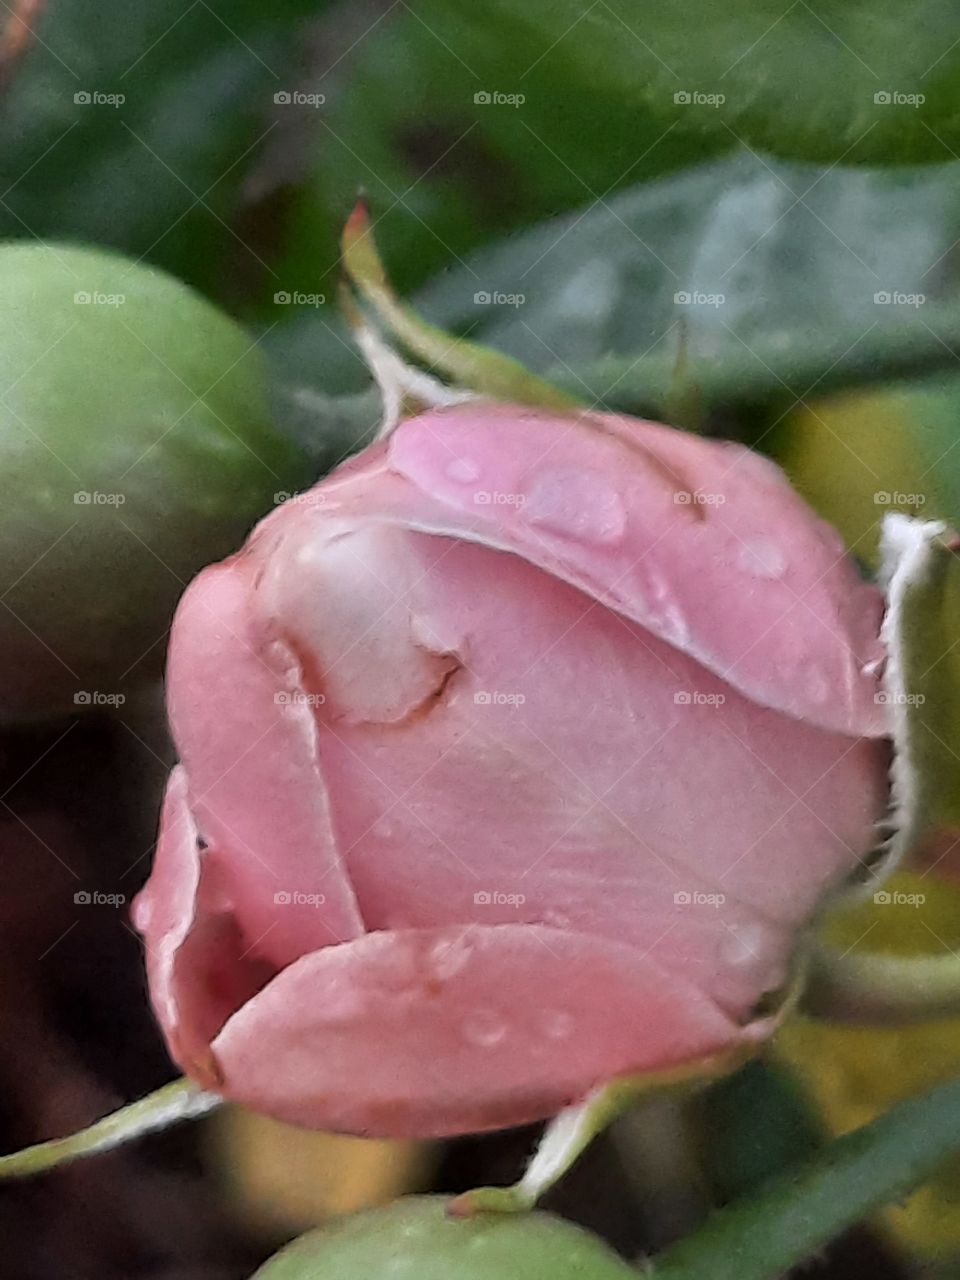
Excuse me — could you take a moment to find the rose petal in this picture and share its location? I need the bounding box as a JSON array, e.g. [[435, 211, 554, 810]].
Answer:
[[376, 404, 886, 738], [165, 558, 364, 968], [210, 923, 758, 1138]]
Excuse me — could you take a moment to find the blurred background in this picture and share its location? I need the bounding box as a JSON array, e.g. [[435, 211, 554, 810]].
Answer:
[[3, 0, 960, 1275]]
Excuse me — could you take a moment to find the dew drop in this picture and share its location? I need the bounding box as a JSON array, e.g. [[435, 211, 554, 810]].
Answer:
[[737, 537, 787, 580], [523, 467, 626, 546], [445, 457, 481, 483], [538, 1008, 575, 1040], [428, 934, 472, 981], [463, 1008, 508, 1048], [718, 924, 768, 968]]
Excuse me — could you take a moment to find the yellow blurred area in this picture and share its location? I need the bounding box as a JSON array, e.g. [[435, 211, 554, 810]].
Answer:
[[778, 871, 960, 1257], [209, 1108, 435, 1234]]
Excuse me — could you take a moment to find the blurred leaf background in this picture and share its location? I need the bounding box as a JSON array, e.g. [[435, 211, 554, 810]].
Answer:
[[4, 1, 960, 1277]]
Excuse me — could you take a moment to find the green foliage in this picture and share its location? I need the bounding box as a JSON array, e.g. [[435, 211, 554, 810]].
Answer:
[[434, 0, 960, 165], [0, 0, 327, 294]]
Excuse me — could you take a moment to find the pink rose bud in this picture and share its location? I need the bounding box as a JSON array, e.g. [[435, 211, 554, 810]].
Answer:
[[134, 403, 889, 1139]]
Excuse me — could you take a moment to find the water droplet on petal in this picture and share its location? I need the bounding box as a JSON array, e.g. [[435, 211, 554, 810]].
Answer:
[[523, 467, 626, 546], [463, 1008, 508, 1048], [538, 1008, 575, 1040], [737, 537, 787, 580], [718, 924, 768, 968], [635, 566, 691, 646], [371, 817, 395, 839], [428, 934, 472, 981], [445, 457, 481, 483]]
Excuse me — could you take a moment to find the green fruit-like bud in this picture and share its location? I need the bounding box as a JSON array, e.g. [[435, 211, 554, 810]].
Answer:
[[251, 1197, 637, 1280], [0, 242, 311, 720]]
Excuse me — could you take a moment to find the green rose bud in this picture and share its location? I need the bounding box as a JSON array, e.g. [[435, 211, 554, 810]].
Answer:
[[0, 242, 311, 719], [251, 1197, 637, 1280]]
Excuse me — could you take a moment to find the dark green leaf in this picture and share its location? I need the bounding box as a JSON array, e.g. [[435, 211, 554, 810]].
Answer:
[[433, 0, 960, 165]]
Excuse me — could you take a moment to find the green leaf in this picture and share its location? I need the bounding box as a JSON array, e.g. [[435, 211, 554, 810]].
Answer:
[[274, 152, 960, 419], [433, 0, 960, 165], [655, 1077, 960, 1280], [413, 151, 960, 412], [251, 1196, 637, 1280], [274, 2, 723, 306], [0, 0, 327, 294]]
